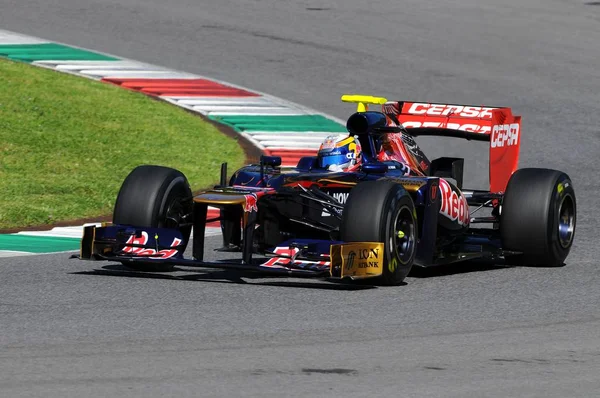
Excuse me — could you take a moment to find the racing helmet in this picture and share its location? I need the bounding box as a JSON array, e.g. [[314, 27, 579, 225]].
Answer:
[[317, 135, 362, 171]]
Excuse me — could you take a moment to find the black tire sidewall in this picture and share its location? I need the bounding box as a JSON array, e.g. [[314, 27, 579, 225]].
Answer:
[[500, 168, 576, 266], [113, 165, 192, 231], [113, 165, 193, 271], [341, 180, 417, 285]]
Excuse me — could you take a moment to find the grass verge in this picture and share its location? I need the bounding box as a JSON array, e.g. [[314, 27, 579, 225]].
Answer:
[[0, 58, 246, 229]]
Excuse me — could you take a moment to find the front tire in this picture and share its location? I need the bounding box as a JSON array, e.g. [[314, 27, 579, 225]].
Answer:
[[500, 168, 576, 266], [113, 165, 193, 271], [340, 180, 417, 285]]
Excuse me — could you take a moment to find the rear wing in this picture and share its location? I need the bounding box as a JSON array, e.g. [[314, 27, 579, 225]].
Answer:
[[382, 101, 522, 193]]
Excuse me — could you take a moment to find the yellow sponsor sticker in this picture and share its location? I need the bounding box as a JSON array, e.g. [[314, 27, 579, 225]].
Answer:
[[390, 178, 427, 188], [331, 242, 384, 279]]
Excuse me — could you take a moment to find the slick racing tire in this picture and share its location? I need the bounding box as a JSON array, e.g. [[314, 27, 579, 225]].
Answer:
[[500, 168, 576, 267], [113, 165, 193, 271], [340, 180, 417, 286]]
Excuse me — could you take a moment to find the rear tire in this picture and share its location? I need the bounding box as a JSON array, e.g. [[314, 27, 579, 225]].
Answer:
[[341, 180, 417, 285], [113, 165, 193, 271], [500, 168, 576, 266]]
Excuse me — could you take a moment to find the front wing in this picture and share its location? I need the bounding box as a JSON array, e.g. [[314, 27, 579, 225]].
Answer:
[[76, 224, 385, 281]]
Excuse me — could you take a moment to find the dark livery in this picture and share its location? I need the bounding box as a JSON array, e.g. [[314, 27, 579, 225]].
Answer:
[[77, 95, 576, 286]]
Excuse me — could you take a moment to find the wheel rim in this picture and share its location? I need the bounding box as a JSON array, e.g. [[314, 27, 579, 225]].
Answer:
[[557, 194, 575, 249], [163, 195, 189, 229], [391, 205, 416, 265]]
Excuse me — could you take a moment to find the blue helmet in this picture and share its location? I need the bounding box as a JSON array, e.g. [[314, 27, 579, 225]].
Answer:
[[317, 135, 363, 171]]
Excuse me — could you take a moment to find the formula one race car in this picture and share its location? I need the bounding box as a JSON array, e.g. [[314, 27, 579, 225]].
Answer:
[[77, 95, 576, 285]]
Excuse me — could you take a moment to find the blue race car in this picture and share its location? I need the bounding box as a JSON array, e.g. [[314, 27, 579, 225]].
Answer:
[[77, 95, 576, 285]]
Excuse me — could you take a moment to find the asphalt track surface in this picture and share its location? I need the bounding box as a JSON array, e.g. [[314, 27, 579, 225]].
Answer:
[[1, 1, 599, 396]]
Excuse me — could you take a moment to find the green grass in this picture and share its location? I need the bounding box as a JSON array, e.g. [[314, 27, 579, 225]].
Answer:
[[0, 58, 245, 229]]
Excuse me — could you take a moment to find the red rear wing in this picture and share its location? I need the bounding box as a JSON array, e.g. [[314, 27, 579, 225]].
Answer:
[[383, 101, 522, 193]]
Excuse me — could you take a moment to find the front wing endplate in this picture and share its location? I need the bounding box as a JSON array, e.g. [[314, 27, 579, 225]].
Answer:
[[330, 242, 384, 280]]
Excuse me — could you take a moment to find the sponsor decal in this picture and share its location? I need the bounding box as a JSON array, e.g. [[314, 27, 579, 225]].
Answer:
[[430, 184, 438, 202], [320, 136, 338, 150], [338, 242, 384, 278], [357, 247, 381, 268], [389, 178, 426, 188], [262, 246, 299, 267], [322, 191, 348, 217], [406, 103, 495, 119], [383, 102, 400, 117], [330, 192, 349, 204], [122, 231, 182, 259], [151, 238, 183, 259], [557, 181, 570, 196], [402, 121, 491, 134], [490, 123, 519, 148], [122, 231, 149, 253], [243, 193, 258, 213], [262, 246, 329, 269], [439, 179, 469, 226], [346, 250, 356, 271], [388, 257, 398, 273]]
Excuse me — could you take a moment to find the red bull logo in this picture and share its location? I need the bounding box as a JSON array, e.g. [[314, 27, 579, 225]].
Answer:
[[244, 193, 258, 213], [439, 178, 469, 226], [122, 231, 149, 254], [262, 246, 329, 269], [122, 231, 182, 259], [320, 136, 337, 150]]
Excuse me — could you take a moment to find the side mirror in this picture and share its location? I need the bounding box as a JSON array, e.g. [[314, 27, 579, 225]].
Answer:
[[362, 163, 388, 174], [260, 155, 282, 167]]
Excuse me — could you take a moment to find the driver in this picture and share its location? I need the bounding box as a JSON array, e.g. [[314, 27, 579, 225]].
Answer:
[[316, 135, 363, 172]]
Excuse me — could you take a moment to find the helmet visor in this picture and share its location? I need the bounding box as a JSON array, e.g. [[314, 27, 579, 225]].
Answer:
[[319, 153, 349, 169]]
